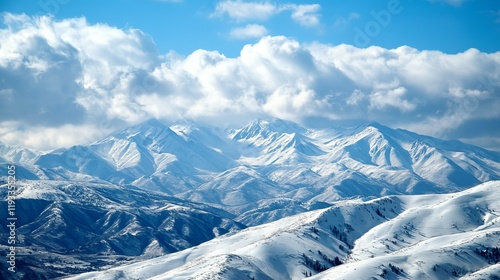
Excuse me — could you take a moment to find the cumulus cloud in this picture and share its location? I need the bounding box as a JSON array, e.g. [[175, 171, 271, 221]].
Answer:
[[370, 86, 416, 112], [263, 84, 328, 120], [1, 14, 499, 151], [229, 24, 268, 39], [0, 121, 115, 151]]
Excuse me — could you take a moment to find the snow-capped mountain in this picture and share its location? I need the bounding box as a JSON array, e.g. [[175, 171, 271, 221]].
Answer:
[[20, 119, 500, 195], [5, 118, 500, 226], [0, 142, 40, 180], [66, 180, 500, 280], [231, 118, 325, 165], [0, 179, 244, 279], [0, 142, 40, 164], [1, 118, 499, 278], [32, 119, 236, 194]]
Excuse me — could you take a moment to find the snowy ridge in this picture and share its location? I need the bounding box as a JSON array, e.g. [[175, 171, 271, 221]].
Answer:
[[66, 181, 500, 280], [0, 142, 42, 180], [0, 179, 244, 278], [1, 118, 499, 278], [11, 118, 499, 198], [3, 118, 499, 226], [0, 142, 40, 163]]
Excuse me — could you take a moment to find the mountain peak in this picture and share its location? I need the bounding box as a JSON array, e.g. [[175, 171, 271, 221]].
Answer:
[[366, 121, 384, 129], [170, 119, 215, 138], [339, 121, 400, 142], [137, 118, 168, 130], [351, 121, 387, 133], [0, 141, 41, 163], [267, 118, 307, 134], [114, 118, 172, 139], [233, 118, 307, 140], [94, 118, 185, 156]]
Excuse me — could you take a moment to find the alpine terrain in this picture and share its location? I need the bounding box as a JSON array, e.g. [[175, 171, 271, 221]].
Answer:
[[0, 118, 499, 279], [67, 180, 500, 280]]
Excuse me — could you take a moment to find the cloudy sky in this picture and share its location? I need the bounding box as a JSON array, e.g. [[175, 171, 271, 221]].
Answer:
[[0, 0, 499, 151]]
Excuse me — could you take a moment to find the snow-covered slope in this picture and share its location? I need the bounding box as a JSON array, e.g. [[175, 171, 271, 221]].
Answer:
[[0, 179, 244, 279], [5, 118, 500, 226], [181, 165, 288, 207], [0, 142, 40, 163], [35, 119, 236, 194], [199, 118, 498, 224], [66, 181, 500, 280], [245, 120, 498, 195], [2, 118, 499, 279], [311, 180, 500, 279], [0, 142, 42, 180], [232, 118, 324, 165], [25, 118, 499, 197]]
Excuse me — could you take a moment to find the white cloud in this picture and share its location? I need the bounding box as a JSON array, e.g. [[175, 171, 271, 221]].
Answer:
[[346, 89, 366, 106], [1, 14, 499, 151], [426, 0, 468, 6], [263, 84, 327, 121], [334, 12, 360, 28], [284, 4, 321, 27], [229, 24, 268, 39], [0, 122, 115, 151], [369, 86, 416, 112], [212, 0, 278, 21], [212, 1, 322, 27]]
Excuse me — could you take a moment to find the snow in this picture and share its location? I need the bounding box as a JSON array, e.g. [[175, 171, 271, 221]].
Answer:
[[66, 181, 500, 280], [8, 118, 498, 211], [0, 141, 41, 163], [2, 118, 500, 278]]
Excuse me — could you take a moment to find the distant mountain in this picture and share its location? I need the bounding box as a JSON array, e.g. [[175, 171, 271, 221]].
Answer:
[[66, 180, 500, 280], [5, 118, 500, 226], [232, 118, 307, 140], [31, 119, 236, 194], [232, 118, 325, 165], [0, 142, 40, 163], [1, 118, 499, 278], [0, 179, 244, 279], [0, 142, 40, 180]]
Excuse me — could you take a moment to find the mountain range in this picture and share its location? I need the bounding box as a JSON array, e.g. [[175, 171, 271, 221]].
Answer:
[[66, 180, 500, 280], [0, 118, 499, 278], [0, 179, 244, 279], [4, 118, 499, 222]]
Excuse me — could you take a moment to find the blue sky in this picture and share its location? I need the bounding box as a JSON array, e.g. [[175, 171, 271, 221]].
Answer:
[[0, 0, 499, 151], [2, 0, 499, 56]]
